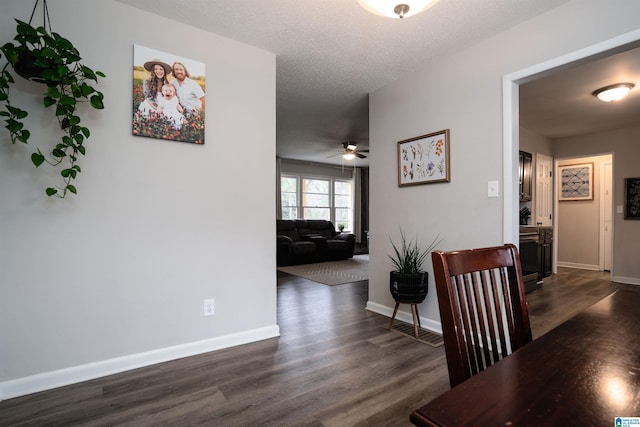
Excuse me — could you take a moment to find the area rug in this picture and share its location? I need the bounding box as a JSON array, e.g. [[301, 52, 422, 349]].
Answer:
[[390, 321, 444, 347], [277, 254, 368, 285]]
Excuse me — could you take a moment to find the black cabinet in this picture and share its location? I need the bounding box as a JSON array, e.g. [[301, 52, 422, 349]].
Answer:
[[541, 228, 553, 278], [537, 228, 552, 281], [520, 238, 539, 292], [520, 226, 552, 287], [519, 151, 532, 202]]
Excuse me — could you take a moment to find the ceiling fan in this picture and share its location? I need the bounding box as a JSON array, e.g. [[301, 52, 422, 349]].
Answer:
[[340, 141, 368, 159]]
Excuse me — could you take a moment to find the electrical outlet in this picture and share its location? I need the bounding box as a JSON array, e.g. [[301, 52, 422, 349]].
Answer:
[[203, 299, 215, 316]]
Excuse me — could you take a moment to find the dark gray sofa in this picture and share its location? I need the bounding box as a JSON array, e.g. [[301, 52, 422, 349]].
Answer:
[[277, 219, 355, 266]]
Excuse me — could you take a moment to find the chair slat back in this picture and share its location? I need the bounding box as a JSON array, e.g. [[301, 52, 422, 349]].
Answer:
[[432, 244, 532, 387]]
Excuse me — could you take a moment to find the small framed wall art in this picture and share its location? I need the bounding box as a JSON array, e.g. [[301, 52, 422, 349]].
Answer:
[[624, 177, 640, 220], [558, 163, 593, 201], [397, 129, 450, 187]]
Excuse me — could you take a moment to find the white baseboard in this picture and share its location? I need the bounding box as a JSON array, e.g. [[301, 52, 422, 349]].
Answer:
[[612, 276, 640, 286], [555, 263, 640, 285], [0, 325, 280, 401], [556, 261, 600, 270], [366, 301, 442, 335]]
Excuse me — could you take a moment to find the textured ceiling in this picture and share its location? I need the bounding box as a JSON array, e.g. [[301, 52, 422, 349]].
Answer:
[[114, 0, 638, 166], [520, 46, 640, 139]]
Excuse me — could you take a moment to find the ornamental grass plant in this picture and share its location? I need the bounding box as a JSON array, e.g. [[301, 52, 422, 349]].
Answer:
[[388, 228, 441, 274]]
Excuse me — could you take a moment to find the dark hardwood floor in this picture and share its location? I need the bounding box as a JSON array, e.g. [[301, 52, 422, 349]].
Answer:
[[0, 268, 634, 426], [526, 267, 631, 338]]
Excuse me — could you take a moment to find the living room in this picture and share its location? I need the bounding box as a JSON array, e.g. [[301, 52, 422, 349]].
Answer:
[[2, 0, 639, 415]]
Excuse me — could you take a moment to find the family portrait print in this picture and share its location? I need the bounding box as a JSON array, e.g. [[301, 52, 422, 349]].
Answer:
[[397, 129, 450, 187], [132, 44, 205, 144]]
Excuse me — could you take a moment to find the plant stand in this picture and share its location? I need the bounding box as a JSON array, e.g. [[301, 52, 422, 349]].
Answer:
[[388, 301, 422, 338], [388, 270, 428, 338]]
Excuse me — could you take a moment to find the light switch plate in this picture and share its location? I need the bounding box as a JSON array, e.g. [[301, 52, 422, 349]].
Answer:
[[617, 205, 623, 214], [488, 180, 499, 198]]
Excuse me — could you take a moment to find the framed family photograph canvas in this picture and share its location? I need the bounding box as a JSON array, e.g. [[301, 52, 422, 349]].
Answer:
[[398, 129, 450, 187], [132, 44, 206, 144], [558, 163, 593, 201], [624, 177, 640, 220]]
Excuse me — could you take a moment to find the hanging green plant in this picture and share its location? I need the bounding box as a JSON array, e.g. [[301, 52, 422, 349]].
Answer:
[[0, 5, 105, 198]]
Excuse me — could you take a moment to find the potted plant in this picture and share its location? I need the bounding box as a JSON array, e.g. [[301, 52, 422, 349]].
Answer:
[[337, 223, 346, 232], [388, 228, 440, 303], [0, 18, 105, 198]]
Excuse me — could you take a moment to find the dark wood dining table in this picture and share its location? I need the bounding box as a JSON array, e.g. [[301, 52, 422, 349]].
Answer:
[[410, 289, 640, 426]]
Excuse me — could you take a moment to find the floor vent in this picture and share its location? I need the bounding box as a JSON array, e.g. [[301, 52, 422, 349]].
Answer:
[[390, 321, 444, 347]]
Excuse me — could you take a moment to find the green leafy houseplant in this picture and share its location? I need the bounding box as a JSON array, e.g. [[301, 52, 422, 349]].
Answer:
[[388, 228, 441, 274], [388, 228, 441, 304], [0, 19, 105, 198]]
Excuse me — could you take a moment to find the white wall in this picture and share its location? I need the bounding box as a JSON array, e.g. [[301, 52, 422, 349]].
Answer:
[[0, 0, 277, 398], [520, 126, 553, 157], [367, 0, 640, 329]]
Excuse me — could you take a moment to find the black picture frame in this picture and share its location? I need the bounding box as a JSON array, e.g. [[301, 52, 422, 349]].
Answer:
[[624, 177, 640, 220]]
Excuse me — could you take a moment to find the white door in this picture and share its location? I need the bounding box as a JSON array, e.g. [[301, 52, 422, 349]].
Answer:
[[601, 161, 613, 271], [535, 153, 553, 227]]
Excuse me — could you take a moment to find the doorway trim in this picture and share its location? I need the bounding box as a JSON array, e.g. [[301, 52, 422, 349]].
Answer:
[[502, 29, 640, 249], [599, 158, 613, 272]]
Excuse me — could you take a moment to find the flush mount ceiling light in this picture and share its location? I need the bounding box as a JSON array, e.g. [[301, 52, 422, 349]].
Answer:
[[357, 0, 439, 19], [592, 83, 635, 102]]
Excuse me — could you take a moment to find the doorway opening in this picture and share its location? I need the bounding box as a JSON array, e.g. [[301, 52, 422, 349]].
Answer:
[[502, 29, 640, 280], [554, 154, 613, 273]]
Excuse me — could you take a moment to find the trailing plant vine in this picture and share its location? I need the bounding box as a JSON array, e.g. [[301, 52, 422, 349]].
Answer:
[[0, 19, 105, 198]]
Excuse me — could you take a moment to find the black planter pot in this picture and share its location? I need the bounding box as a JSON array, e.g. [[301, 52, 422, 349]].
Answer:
[[14, 50, 47, 83], [390, 271, 428, 303]]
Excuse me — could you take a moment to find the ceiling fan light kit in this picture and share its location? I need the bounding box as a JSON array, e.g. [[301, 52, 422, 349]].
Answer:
[[592, 82, 635, 102], [339, 141, 368, 160], [357, 0, 439, 19]]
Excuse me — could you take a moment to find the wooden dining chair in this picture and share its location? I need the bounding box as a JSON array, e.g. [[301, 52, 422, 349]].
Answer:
[[431, 244, 532, 388]]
